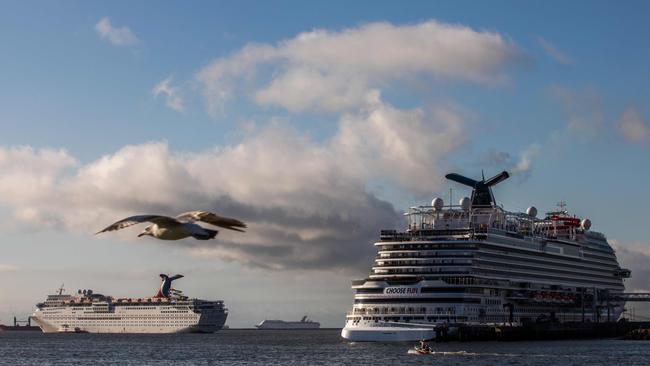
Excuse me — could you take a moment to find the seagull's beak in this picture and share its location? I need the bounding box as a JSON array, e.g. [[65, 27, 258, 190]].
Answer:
[[138, 232, 145, 237]]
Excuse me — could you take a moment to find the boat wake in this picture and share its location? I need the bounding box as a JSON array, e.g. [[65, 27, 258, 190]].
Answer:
[[407, 349, 520, 357]]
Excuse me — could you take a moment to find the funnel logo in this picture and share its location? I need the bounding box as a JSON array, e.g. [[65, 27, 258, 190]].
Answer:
[[445, 171, 509, 207], [155, 274, 184, 298]]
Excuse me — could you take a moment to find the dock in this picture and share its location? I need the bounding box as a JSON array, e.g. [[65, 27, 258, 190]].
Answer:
[[433, 321, 650, 342]]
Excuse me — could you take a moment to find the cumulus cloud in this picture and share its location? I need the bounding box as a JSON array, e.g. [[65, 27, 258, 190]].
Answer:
[[95, 17, 140, 46], [0, 101, 462, 271], [196, 20, 524, 115], [617, 107, 649, 143], [152, 76, 184, 112], [1, 20, 526, 271], [0, 146, 77, 227], [537, 37, 572, 65]]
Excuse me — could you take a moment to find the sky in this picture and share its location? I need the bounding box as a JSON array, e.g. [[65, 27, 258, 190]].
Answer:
[[1, 1, 650, 327]]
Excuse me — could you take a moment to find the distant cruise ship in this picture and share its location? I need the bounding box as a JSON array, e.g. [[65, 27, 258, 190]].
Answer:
[[342, 171, 630, 341], [31, 274, 228, 333], [256, 316, 320, 329]]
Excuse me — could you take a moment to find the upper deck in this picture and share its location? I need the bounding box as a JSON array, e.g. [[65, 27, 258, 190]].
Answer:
[[378, 202, 601, 247]]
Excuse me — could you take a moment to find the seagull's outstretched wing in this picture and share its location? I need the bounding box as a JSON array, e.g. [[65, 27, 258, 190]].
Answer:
[[95, 215, 181, 234], [176, 211, 247, 232]]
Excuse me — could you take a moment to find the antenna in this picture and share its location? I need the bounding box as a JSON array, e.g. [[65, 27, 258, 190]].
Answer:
[[557, 201, 567, 212], [58, 284, 65, 295]]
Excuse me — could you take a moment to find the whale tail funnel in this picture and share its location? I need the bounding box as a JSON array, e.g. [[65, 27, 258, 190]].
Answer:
[[445, 171, 510, 208], [155, 274, 184, 298]]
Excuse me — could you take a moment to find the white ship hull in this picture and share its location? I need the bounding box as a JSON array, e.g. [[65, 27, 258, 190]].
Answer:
[[32, 309, 226, 334], [255, 319, 320, 330], [341, 325, 435, 342], [32, 301, 227, 334]]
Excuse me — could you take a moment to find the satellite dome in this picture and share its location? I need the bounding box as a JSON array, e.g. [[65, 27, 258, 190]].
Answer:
[[431, 197, 444, 210], [526, 206, 537, 217], [459, 197, 471, 210], [581, 218, 592, 231]]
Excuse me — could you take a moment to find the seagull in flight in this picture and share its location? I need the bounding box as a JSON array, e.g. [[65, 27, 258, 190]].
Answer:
[[96, 211, 247, 240]]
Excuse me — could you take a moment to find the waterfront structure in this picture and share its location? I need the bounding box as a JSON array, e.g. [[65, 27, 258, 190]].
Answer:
[[31, 274, 228, 333], [342, 171, 630, 341], [0, 317, 40, 332], [255, 316, 320, 330]]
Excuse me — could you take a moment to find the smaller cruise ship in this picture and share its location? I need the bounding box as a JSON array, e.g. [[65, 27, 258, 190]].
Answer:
[[256, 316, 320, 330], [31, 274, 228, 333]]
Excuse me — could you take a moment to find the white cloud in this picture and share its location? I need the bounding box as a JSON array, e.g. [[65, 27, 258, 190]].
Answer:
[[0, 96, 466, 270], [333, 103, 464, 193], [537, 37, 572, 65], [196, 20, 524, 115], [617, 107, 649, 143], [255, 68, 381, 113], [0, 20, 525, 271], [0, 146, 77, 211], [95, 17, 140, 46], [152, 76, 185, 112]]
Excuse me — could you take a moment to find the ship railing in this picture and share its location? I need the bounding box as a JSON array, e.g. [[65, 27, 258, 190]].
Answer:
[[346, 310, 457, 317], [404, 205, 512, 236], [396, 204, 597, 244]]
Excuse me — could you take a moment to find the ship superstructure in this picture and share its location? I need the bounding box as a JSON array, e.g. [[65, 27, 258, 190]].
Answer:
[[255, 316, 320, 330], [342, 171, 630, 341], [31, 274, 227, 334]]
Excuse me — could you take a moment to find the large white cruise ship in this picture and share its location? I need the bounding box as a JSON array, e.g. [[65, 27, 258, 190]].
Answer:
[[256, 316, 320, 330], [342, 171, 631, 341], [32, 274, 228, 333]]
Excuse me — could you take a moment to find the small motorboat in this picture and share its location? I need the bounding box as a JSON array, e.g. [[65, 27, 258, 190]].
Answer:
[[409, 348, 471, 356], [413, 340, 434, 355], [414, 346, 433, 355]]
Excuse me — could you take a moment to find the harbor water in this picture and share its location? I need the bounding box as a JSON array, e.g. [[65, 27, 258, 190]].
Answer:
[[1, 329, 649, 365]]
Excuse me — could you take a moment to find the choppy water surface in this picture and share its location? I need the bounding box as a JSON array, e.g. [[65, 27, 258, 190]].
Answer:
[[1, 329, 649, 365]]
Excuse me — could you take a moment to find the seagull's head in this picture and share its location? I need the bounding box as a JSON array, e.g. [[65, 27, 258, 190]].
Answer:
[[138, 226, 153, 237]]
